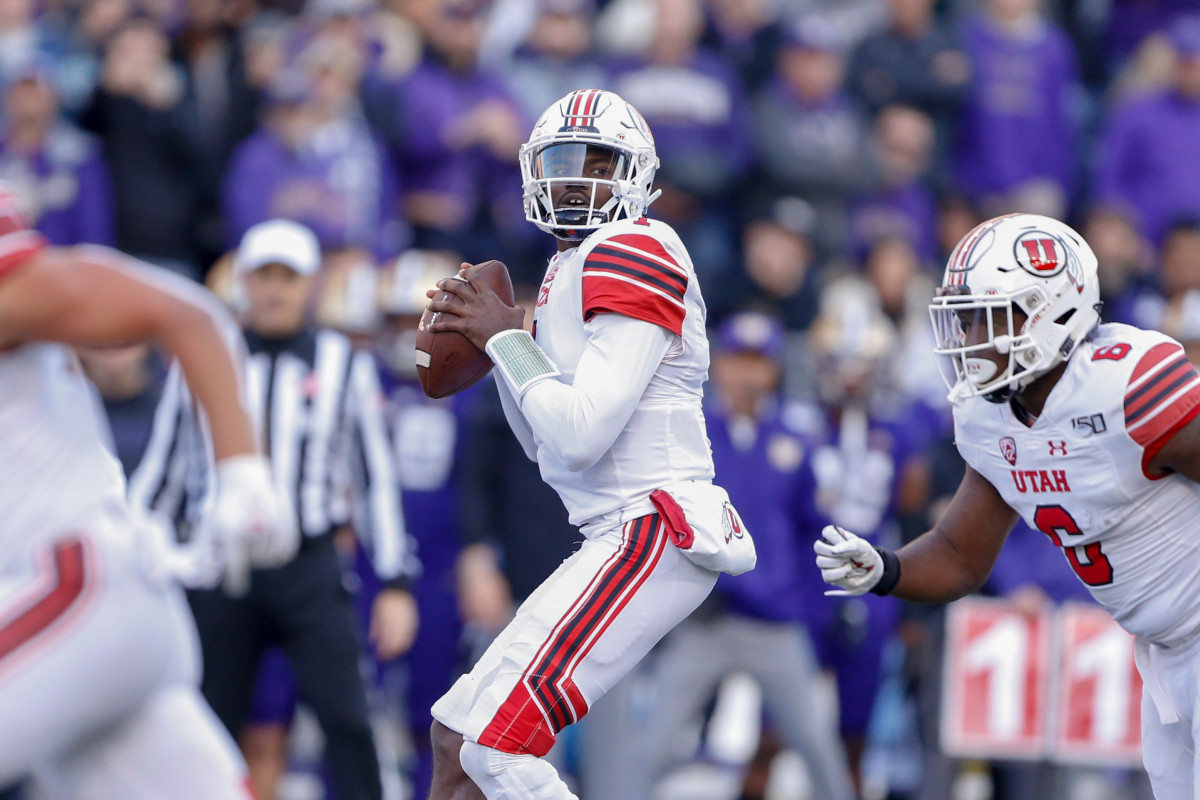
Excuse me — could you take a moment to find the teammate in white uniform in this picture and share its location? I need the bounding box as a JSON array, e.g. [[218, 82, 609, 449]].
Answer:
[[815, 213, 1200, 800], [0, 187, 296, 798], [421, 89, 753, 800]]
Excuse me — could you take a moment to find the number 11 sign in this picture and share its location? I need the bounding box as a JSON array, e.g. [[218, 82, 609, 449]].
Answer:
[[941, 598, 1142, 765], [942, 597, 1052, 760]]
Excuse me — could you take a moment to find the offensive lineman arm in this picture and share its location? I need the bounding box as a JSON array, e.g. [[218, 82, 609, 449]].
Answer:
[[0, 245, 298, 588], [0, 246, 254, 460], [816, 464, 1019, 602]]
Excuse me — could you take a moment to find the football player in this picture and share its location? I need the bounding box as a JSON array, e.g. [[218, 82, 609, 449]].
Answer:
[[816, 212, 1200, 800], [0, 187, 296, 796], [422, 89, 752, 800]]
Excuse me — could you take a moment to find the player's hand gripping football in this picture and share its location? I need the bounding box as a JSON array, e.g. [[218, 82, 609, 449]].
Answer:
[[813, 524, 883, 596], [208, 454, 300, 596], [425, 265, 525, 351]]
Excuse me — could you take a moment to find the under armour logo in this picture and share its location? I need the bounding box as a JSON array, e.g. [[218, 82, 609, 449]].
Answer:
[[1049, 441, 1068, 456]]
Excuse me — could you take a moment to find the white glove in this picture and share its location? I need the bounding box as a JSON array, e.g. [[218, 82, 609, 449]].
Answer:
[[206, 454, 299, 596], [813, 524, 883, 596], [134, 510, 223, 589]]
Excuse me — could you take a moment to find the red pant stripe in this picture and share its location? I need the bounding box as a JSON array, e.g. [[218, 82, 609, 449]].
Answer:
[[0, 539, 88, 664]]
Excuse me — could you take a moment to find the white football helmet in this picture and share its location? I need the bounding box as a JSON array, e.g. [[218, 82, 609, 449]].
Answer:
[[929, 213, 1102, 405], [519, 89, 661, 241]]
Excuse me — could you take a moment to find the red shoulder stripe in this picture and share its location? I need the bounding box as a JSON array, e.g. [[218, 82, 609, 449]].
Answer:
[[1129, 342, 1183, 385], [582, 273, 685, 335], [1125, 344, 1200, 449], [602, 233, 685, 274]]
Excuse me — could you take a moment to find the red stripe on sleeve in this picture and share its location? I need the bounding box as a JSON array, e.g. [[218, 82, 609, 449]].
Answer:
[[1126, 357, 1195, 423], [603, 234, 684, 273], [1140, 399, 1200, 480], [1129, 342, 1184, 385], [582, 274, 685, 335]]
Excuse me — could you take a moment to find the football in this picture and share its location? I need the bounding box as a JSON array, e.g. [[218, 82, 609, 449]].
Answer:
[[415, 259, 516, 398]]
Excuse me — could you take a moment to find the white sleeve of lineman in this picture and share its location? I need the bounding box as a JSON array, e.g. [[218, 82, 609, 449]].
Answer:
[[347, 350, 420, 587], [489, 313, 672, 473], [494, 376, 539, 462]]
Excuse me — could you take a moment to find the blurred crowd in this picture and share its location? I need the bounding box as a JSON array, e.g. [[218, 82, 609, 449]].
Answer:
[[7, 0, 1200, 798]]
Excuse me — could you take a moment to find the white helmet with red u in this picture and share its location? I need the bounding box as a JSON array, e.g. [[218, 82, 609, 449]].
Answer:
[[929, 213, 1102, 405], [519, 89, 661, 241]]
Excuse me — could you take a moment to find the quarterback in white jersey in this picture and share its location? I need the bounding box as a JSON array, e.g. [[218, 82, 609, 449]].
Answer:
[[0, 187, 296, 798], [422, 90, 753, 800], [815, 213, 1200, 799]]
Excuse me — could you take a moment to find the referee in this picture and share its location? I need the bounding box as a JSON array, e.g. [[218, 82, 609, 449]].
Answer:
[[131, 219, 418, 800]]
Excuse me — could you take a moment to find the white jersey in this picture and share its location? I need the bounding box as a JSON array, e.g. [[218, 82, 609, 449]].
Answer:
[[0, 342, 129, 567], [954, 323, 1200, 644], [529, 218, 714, 525]]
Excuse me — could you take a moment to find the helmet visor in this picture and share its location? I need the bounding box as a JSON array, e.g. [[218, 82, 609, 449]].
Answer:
[[533, 143, 630, 183]]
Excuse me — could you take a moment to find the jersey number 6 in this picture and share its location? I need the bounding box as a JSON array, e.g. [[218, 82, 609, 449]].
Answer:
[[1033, 505, 1114, 587]]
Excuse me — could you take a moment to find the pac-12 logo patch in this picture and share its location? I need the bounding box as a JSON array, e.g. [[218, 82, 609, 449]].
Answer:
[[1000, 437, 1017, 466]]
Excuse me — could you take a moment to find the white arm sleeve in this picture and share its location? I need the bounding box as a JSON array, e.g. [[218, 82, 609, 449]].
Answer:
[[494, 377, 539, 462], [494, 313, 672, 473]]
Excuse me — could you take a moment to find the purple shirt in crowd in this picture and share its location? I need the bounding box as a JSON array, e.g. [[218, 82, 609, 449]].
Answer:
[[955, 14, 1079, 201], [0, 124, 114, 246], [705, 399, 826, 624], [222, 116, 402, 257], [611, 49, 753, 198], [392, 58, 526, 234], [1094, 90, 1200, 242], [848, 180, 938, 264]]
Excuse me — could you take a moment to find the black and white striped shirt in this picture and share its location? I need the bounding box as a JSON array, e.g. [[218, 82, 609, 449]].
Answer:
[[129, 326, 417, 588]]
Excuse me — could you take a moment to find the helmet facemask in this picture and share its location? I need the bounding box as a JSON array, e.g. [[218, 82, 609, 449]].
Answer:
[[930, 283, 1093, 406]]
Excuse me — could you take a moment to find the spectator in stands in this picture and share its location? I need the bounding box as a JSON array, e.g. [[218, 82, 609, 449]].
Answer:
[[381, 0, 536, 279], [702, 0, 787, 94], [223, 37, 405, 258], [846, 0, 969, 141], [848, 104, 938, 265], [707, 196, 824, 333], [630, 311, 858, 800], [864, 236, 944, 413], [753, 18, 873, 255], [77, 342, 166, 478], [955, 0, 1079, 219], [81, 15, 201, 274], [1083, 206, 1158, 327], [1145, 218, 1200, 338], [175, 0, 261, 265], [1094, 15, 1200, 244], [504, 0, 608, 125], [0, 0, 58, 86], [609, 0, 751, 280], [0, 64, 114, 245], [801, 279, 931, 789]]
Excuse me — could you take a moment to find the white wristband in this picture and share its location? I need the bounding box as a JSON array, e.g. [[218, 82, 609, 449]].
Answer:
[[485, 330, 560, 395]]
